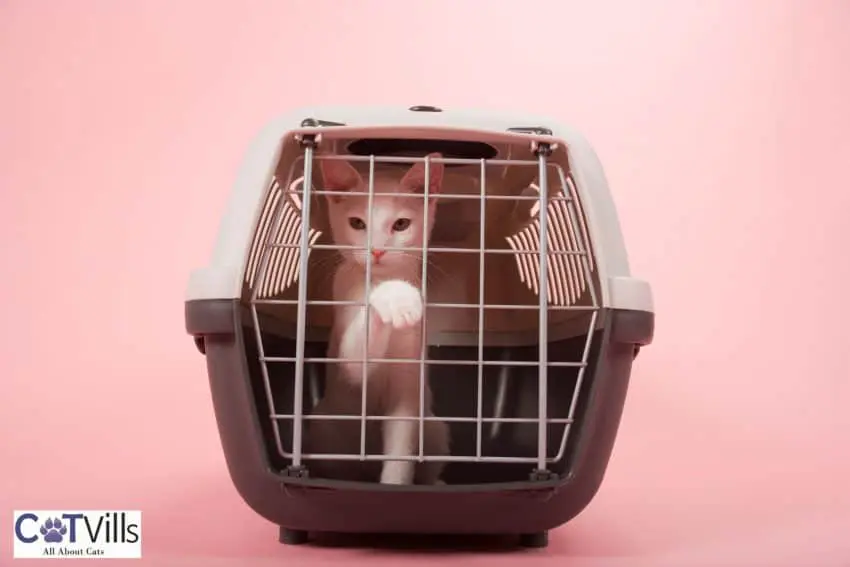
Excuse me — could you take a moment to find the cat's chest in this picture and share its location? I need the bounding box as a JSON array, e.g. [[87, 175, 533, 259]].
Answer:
[[336, 276, 412, 300]]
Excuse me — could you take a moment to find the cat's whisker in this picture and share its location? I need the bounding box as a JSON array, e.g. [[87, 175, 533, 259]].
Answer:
[[308, 253, 341, 273], [308, 252, 344, 274], [395, 252, 450, 287], [425, 260, 450, 281], [307, 251, 347, 290]]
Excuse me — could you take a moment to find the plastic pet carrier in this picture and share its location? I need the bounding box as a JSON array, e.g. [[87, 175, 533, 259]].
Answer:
[[184, 105, 654, 549]]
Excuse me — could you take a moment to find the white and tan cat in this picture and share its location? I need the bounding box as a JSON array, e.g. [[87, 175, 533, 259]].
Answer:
[[303, 153, 450, 485]]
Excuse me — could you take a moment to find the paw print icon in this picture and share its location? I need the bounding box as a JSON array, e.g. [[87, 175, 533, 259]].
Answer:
[[40, 518, 68, 543]]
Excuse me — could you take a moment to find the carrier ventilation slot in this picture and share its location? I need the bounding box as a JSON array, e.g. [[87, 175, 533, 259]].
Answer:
[[346, 138, 498, 165], [505, 177, 596, 306], [244, 176, 322, 298]]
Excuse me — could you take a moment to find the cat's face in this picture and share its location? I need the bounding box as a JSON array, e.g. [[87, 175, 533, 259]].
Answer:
[[320, 153, 444, 275]]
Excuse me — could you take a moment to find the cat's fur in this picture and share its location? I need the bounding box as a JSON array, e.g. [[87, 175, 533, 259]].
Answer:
[[303, 153, 450, 485]]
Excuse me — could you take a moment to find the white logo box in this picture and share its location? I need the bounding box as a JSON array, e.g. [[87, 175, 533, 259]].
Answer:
[[12, 510, 142, 560]]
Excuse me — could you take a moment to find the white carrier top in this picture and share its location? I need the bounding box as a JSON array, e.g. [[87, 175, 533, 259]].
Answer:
[[185, 104, 653, 316]]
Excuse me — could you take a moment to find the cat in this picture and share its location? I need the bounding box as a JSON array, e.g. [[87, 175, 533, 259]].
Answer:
[[303, 152, 451, 485]]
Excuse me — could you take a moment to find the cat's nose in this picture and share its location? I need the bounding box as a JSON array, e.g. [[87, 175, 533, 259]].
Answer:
[[371, 249, 386, 261]]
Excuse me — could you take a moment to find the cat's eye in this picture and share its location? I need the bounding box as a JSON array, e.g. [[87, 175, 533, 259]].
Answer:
[[392, 218, 411, 232], [348, 217, 366, 230]]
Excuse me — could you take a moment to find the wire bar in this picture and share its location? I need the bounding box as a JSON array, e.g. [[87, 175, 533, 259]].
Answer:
[[313, 154, 542, 167], [287, 453, 563, 464], [262, 356, 586, 367], [360, 155, 376, 458], [290, 143, 316, 467], [273, 414, 574, 424], [290, 190, 570, 201], [476, 159, 486, 459], [535, 148, 550, 472], [253, 299, 597, 311], [418, 155, 433, 460], [271, 243, 586, 255]]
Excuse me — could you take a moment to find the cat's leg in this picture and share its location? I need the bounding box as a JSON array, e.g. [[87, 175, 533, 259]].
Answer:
[[338, 279, 423, 385], [336, 306, 391, 383], [341, 279, 422, 371], [367, 279, 424, 485], [379, 406, 418, 485]]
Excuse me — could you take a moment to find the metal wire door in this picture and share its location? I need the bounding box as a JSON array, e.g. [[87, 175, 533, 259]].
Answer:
[[248, 133, 600, 482]]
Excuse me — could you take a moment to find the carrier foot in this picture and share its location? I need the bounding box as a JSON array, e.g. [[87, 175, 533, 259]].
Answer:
[[519, 531, 548, 549], [279, 527, 309, 545]]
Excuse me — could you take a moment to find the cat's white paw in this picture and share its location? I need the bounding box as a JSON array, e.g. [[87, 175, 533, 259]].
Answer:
[[380, 461, 415, 485], [368, 280, 423, 330]]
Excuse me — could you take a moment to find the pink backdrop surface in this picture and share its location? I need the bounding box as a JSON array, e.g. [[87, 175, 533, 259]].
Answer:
[[1, 0, 848, 565]]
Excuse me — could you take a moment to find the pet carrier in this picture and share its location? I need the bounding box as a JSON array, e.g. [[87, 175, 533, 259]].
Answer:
[[184, 105, 654, 549]]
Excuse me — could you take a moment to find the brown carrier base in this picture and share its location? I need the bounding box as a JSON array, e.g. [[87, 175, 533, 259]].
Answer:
[[279, 527, 309, 545], [519, 531, 549, 548], [277, 526, 550, 549], [185, 299, 653, 547]]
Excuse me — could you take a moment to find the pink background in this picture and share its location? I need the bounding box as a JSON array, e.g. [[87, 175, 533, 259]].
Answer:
[[2, 0, 848, 565]]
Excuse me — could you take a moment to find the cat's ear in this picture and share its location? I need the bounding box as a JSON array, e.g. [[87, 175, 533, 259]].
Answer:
[[401, 152, 444, 196], [319, 157, 362, 202]]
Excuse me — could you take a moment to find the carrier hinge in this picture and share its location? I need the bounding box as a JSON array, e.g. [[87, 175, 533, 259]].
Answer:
[[529, 469, 559, 482], [296, 117, 344, 148], [509, 126, 557, 156], [282, 465, 310, 479], [300, 117, 346, 128], [507, 126, 554, 136], [531, 140, 555, 157], [295, 132, 320, 149]]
